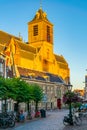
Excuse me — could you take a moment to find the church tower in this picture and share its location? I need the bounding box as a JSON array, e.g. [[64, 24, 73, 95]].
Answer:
[[28, 7, 53, 49], [0, 3, 70, 84]]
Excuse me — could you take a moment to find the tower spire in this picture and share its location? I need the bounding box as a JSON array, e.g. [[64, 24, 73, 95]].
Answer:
[[40, 0, 42, 9]]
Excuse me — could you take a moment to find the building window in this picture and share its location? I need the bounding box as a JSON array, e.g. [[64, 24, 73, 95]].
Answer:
[[47, 25, 50, 42], [0, 63, 4, 76], [33, 25, 38, 36]]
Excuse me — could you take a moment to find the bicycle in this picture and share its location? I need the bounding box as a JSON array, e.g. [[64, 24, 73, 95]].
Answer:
[[73, 112, 82, 126], [63, 112, 82, 126], [0, 112, 15, 128], [63, 114, 73, 126]]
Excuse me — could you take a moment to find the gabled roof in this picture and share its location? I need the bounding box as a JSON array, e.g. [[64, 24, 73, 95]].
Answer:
[[54, 54, 67, 64], [0, 43, 5, 52], [15, 39, 37, 54], [0, 30, 37, 60], [0, 30, 21, 45]]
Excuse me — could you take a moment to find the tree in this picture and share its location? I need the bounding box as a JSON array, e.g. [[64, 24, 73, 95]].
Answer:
[[26, 84, 34, 119], [0, 77, 15, 112], [31, 84, 43, 113], [11, 78, 31, 114]]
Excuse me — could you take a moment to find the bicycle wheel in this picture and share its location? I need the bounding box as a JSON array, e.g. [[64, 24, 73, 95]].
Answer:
[[75, 117, 82, 126], [63, 119, 69, 126], [8, 119, 15, 128], [1, 120, 8, 129], [83, 113, 87, 119]]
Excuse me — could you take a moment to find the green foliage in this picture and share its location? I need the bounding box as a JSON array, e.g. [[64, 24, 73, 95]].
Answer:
[[32, 84, 43, 102], [11, 78, 32, 103], [0, 77, 15, 99], [0, 77, 43, 103], [0, 77, 16, 112], [31, 84, 43, 112], [0, 77, 44, 113], [72, 102, 82, 108]]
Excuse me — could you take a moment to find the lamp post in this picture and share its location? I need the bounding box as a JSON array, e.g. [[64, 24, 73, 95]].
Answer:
[[67, 82, 73, 125], [67, 82, 72, 91], [84, 75, 87, 99]]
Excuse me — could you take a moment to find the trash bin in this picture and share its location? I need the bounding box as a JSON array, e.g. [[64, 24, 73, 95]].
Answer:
[[40, 109, 46, 118]]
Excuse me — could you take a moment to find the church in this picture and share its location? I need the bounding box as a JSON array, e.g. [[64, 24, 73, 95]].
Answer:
[[0, 7, 70, 110]]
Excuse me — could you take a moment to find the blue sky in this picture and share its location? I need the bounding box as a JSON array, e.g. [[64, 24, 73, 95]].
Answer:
[[0, 0, 87, 90]]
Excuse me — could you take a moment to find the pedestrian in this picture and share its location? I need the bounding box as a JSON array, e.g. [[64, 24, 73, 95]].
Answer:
[[19, 110, 25, 122]]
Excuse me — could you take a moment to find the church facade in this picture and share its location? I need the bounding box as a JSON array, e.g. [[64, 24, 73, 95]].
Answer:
[[0, 7, 70, 110]]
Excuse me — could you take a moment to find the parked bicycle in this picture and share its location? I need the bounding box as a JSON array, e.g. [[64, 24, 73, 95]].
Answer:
[[79, 111, 87, 119], [0, 112, 15, 129], [63, 111, 82, 126]]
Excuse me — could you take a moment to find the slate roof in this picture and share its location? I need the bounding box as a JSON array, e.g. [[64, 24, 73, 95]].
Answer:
[[17, 67, 64, 84], [0, 30, 37, 61], [15, 39, 36, 54], [0, 30, 21, 45], [54, 54, 67, 64], [0, 43, 5, 52], [46, 73, 64, 84]]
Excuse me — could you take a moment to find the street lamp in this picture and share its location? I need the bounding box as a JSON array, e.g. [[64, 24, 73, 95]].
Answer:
[[67, 82, 73, 91], [84, 75, 87, 99], [67, 82, 73, 125], [64, 82, 73, 125]]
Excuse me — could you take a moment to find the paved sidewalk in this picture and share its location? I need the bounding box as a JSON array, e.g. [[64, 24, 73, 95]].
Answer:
[[14, 111, 50, 128], [15, 117, 42, 128], [1, 112, 50, 130], [63, 119, 87, 130], [13, 110, 87, 130], [1, 110, 87, 130]]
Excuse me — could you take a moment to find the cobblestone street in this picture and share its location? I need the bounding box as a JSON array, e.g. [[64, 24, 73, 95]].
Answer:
[[4, 109, 87, 130]]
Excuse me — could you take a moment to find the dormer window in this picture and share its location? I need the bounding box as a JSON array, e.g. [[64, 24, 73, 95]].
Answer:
[[33, 25, 38, 36]]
